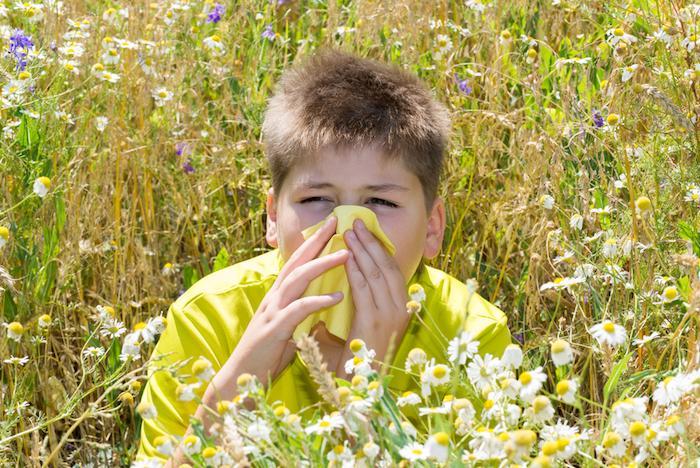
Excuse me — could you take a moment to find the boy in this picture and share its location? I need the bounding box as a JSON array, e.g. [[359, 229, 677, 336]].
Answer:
[[135, 48, 511, 463]]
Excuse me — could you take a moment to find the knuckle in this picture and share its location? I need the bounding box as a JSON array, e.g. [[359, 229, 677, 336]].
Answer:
[[369, 268, 382, 280]]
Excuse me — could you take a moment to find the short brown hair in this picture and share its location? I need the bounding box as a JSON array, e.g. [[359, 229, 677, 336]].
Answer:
[[261, 47, 452, 213]]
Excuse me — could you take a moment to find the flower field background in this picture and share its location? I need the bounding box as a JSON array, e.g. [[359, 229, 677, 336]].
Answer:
[[1, 0, 700, 466]]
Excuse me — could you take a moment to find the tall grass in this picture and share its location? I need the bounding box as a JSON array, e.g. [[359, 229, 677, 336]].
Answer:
[[0, 0, 699, 465]]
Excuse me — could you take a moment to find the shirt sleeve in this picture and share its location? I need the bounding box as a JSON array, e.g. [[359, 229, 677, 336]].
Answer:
[[464, 292, 512, 358]]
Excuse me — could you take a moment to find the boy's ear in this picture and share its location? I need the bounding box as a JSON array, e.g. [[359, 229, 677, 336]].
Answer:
[[265, 187, 279, 248], [423, 196, 446, 260]]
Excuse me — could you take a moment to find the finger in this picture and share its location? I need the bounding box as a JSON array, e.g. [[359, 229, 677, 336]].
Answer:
[[344, 229, 392, 312], [351, 219, 408, 308], [271, 215, 337, 293], [283, 291, 344, 332], [276, 248, 350, 309], [344, 249, 378, 312]]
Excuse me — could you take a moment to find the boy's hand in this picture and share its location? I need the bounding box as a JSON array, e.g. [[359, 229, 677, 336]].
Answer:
[[222, 215, 350, 388], [336, 218, 410, 379]]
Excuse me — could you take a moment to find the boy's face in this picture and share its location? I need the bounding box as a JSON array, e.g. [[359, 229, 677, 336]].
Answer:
[[265, 144, 446, 283]]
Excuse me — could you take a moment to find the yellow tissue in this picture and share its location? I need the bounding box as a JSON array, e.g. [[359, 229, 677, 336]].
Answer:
[[291, 205, 396, 342]]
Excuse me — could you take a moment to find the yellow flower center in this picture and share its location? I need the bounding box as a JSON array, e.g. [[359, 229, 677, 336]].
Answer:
[[630, 421, 646, 437], [133, 322, 146, 331], [433, 432, 449, 446], [519, 372, 532, 385], [8, 322, 24, 335], [542, 440, 558, 456], [635, 196, 651, 211], [557, 437, 570, 450], [533, 396, 549, 412], [236, 373, 252, 387], [551, 339, 568, 354], [556, 380, 570, 395], [183, 435, 199, 445], [603, 322, 616, 333], [349, 338, 364, 353], [433, 366, 447, 379], [614, 28, 625, 37], [483, 399, 494, 410], [663, 286, 678, 300], [602, 431, 621, 448], [202, 447, 217, 458]]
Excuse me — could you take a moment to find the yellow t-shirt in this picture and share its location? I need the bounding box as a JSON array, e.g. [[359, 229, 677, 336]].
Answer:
[[135, 248, 511, 460]]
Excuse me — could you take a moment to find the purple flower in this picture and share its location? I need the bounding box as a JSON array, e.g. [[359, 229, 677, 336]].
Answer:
[[182, 159, 195, 174], [592, 109, 604, 128], [453, 73, 472, 95], [175, 141, 192, 156], [205, 3, 225, 23], [9, 29, 34, 72], [270, 0, 291, 4], [512, 332, 525, 345], [261, 24, 276, 41]]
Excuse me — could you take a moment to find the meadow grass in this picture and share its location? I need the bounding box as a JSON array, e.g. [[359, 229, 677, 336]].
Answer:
[[0, 0, 699, 465]]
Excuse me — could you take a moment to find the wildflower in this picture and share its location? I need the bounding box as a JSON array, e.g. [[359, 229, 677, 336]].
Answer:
[[526, 47, 538, 64], [684, 187, 700, 204], [101, 318, 127, 339], [161, 262, 175, 276], [151, 87, 173, 107], [433, 34, 453, 60], [506, 429, 538, 462], [556, 379, 579, 404], [13, 1, 44, 22], [421, 359, 451, 396], [408, 283, 426, 303], [621, 64, 638, 82], [182, 434, 202, 456], [525, 395, 555, 423], [406, 300, 421, 314], [192, 357, 215, 381], [447, 330, 479, 365], [136, 401, 158, 420], [598, 431, 626, 457], [304, 412, 345, 435], [665, 414, 685, 437], [601, 237, 618, 258], [453, 73, 472, 95], [501, 343, 523, 369], [632, 331, 660, 347], [653, 374, 697, 407], [9, 29, 34, 71], [205, 3, 225, 23], [33, 177, 51, 198], [397, 390, 421, 407], [37, 314, 51, 329], [348, 338, 376, 360], [120, 332, 141, 362], [606, 27, 637, 47], [94, 116, 109, 132], [203, 34, 226, 56], [344, 355, 373, 376], [519, 367, 547, 402], [118, 391, 134, 406], [175, 381, 202, 402], [405, 347, 427, 372], [248, 417, 272, 443], [589, 321, 627, 347], [363, 441, 380, 459], [550, 339, 573, 367], [236, 372, 260, 395], [132, 316, 166, 344], [82, 346, 105, 359], [95, 305, 115, 322], [467, 353, 502, 391], [4, 355, 29, 366], [635, 196, 652, 213], [681, 34, 700, 52], [261, 24, 275, 41], [327, 442, 354, 465], [592, 109, 605, 128], [660, 285, 679, 303], [101, 47, 120, 65], [425, 432, 450, 462], [606, 113, 620, 126], [539, 276, 585, 291], [399, 442, 428, 461], [569, 213, 583, 230], [539, 194, 554, 209], [152, 435, 174, 456], [6, 321, 24, 341], [0, 226, 9, 248], [100, 71, 121, 83]]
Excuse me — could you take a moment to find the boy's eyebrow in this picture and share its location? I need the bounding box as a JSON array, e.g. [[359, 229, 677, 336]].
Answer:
[[297, 181, 410, 192]]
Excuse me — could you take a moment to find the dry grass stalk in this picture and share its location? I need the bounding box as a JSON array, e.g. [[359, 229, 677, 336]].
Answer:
[[295, 334, 342, 409]]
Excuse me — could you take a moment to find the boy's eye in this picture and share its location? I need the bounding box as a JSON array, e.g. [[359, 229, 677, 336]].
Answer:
[[300, 197, 331, 203], [367, 198, 398, 208]]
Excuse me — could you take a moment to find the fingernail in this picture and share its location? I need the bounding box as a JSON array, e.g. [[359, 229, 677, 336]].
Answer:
[[331, 292, 343, 300], [326, 215, 336, 226]]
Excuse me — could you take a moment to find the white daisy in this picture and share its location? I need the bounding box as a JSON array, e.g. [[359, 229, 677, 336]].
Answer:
[[525, 395, 555, 424], [424, 432, 450, 463], [304, 412, 345, 435], [151, 87, 173, 107], [555, 379, 579, 404], [33, 177, 51, 198], [447, 330, 479, 365], [518, 367, 547, 402], [501, 343, 523, 369], [397, 390, 421, 407], [589, 321, 627, 348], [550, 339, 573, 367], [399, 442, 428, 461]]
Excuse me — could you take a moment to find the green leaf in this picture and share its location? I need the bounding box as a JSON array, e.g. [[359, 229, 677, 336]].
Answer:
[[604, 352, 632, 405], [678, 221, 700, 256], [183, 265, 200, 289], [213, 247, 230, 272]]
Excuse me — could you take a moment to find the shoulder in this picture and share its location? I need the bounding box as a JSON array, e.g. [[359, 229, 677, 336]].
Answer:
[[171, 248, 281, 311], [420, 264, 511, 355]]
